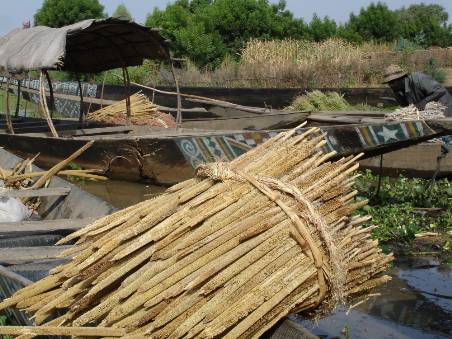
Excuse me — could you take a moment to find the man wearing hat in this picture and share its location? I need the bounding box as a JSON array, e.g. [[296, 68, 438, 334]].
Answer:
[[383, 64, 452, 117]]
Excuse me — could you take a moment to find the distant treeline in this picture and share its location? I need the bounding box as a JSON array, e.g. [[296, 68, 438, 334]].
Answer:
[[33, 1, 452, 70], [146, 1, 452, 68]]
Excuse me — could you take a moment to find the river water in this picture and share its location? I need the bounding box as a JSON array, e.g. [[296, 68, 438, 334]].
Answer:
[[75, 180, 452, 339], [297, 257, 452, 338]]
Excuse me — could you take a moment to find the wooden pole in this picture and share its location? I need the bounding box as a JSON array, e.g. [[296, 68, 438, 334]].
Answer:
[[4, 78, 14, 134], [15, 79, 21, 117], [43, 70, 55, 118], [77, 76, 85, 125], [170, 59, 182, 127], [100, 72, 107, 109], [122, 67, 132, 125], [38, 71, 59, 138]]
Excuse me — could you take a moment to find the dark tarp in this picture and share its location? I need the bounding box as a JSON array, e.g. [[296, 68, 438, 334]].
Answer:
[[0, 18, 170, 74]]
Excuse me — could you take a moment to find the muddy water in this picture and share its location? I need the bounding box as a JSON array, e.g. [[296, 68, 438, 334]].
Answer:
[[75, 179, 166, 209], [74, 180, 451, 338], [297, 257, 452, 338]]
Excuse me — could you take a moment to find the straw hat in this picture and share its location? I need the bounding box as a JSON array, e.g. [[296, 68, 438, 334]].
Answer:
[[382, 64, 407, 83]]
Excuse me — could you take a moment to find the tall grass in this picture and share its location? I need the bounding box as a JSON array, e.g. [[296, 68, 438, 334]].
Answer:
[[168, 39, 396, 88]]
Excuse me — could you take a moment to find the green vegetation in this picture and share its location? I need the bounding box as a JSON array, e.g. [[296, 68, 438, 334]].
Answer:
[[0, 90, 39, 118], [344, 2, 400, 43], [34, 0, 105, 27], [112, 3, 133, 21], [0, 315, 12, 339], [144, 1, 452, 69], [25, 1, 452, 88], [354, 171, 452, 259], [286, 91, 351, 112], [145, 0, 305, 68]]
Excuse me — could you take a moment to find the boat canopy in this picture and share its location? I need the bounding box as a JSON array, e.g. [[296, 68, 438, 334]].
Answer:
[[0, 18, 170, 74]]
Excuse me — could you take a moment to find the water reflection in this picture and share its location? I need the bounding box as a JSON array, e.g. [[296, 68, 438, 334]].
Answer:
[[297, 257, 452, 338], [75, 179, 166, 209]]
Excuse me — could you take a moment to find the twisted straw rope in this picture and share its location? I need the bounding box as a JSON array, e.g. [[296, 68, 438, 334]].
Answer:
[[196, 160, 349, 306]]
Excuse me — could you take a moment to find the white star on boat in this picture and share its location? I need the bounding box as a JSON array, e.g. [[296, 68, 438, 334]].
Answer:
[[377, 126, 399, 142]]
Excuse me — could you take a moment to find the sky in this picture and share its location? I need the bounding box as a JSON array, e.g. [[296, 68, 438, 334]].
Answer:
[[1, 0, 452, 35]]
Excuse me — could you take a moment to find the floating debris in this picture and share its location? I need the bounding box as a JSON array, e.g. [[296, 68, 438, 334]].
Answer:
[[0, 125, 392, 338]]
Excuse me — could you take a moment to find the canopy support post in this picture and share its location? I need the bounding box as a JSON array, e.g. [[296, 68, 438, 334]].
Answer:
[[43, 70, 55, 118], [122, 67, 131, 125], [77, 76, 85, 125], [4, 78, 14, 134], [39, 71, 59, 138], [169, 58, 182, 127], [14, 80, 21, 118]]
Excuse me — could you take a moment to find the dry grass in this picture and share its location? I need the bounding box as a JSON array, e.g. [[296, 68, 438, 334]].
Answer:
[[166, 39, 393, 88]]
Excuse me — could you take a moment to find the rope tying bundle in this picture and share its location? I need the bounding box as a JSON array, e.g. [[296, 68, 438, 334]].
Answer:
[[196, 161, 348, 306]]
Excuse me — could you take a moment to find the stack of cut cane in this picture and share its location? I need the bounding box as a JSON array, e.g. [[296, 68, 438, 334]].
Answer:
[[0, 125, 392, 338], [86, 93, 176, 128]]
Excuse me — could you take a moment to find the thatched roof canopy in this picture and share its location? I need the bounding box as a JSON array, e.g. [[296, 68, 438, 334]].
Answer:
[[0, 18, 170, 74]]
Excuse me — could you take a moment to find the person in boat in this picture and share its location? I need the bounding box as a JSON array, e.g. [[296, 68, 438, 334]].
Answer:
[[383, 64, 452, 155], [383, 64, 452, 117]]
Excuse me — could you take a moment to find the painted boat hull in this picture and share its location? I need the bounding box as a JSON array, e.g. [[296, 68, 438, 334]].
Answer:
[[0, 120, 446, 185]]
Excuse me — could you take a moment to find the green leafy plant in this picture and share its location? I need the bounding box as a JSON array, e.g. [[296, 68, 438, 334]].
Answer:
[[0, 315, 12, 339], [34, 0, 106, 28], [354, 170, 451, 245], [426, 58, 446, 84]]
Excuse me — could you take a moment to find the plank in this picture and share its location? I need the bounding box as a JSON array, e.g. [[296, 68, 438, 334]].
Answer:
[[15, 87, 207, 114], [0, 218, 95, 237], [0, 246, 72, 265], [0, 264, 32, 287], [0, 187, 71, 198], [70, 125, 133, 136], [0, 248, 70, 265], [186, 98, 302, 116]]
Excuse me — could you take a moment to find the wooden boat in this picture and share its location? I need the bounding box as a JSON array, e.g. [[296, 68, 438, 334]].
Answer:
[[360, 142, 452, 178], [1, 118, 450, 185], [0, 148, 116, 325], [6, 81, 310, 131]]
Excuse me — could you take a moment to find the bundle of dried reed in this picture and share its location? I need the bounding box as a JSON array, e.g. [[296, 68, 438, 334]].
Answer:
[[86, 93, 176, 128], [0, 125, 392, 338]]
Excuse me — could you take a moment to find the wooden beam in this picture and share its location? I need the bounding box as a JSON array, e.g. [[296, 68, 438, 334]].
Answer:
[[0, 246, 72, 265], [16, 87, 207, 114], [0, 218, 95, 237], [0, 326, 126, 337], [18, 86, 116, 106], [0, 187, 71, 198]]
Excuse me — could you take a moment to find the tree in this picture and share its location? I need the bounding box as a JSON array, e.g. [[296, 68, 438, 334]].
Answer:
[[112, 3, 133, 21], [34, 0, 105, 27], [396, 4, 451, 47], [308, 14, 337, 41], [146, 0, 307, 68], [346, 2, 400, 42]]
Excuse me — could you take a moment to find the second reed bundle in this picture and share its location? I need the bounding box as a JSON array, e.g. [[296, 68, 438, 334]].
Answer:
[[86, 93, 176, 128], [0, 125, 392, 338]]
